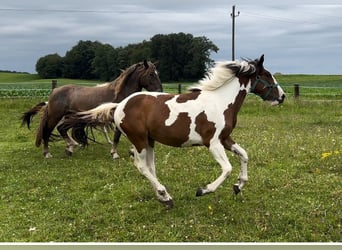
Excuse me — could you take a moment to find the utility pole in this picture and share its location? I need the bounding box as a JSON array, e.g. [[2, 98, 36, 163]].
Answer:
[[231, 5, 240, 61]]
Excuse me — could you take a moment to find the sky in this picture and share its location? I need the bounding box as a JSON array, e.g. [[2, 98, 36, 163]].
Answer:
[[1, 0, 342, 75]]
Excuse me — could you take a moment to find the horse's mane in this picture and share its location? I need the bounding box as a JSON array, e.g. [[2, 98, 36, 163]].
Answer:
[[108, 61, 156, 98], [105, 63, 139, 98], [189, 59, 257, 91]]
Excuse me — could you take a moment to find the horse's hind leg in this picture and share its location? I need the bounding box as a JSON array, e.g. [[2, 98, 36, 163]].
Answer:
[[133, 145, 173, 207], [36, 108, 57, 158], [111, 129, 121, 159], [57, 122, 78, 156]]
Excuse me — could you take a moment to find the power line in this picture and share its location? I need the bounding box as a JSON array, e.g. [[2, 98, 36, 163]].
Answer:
[[243, 11, 300, 24]]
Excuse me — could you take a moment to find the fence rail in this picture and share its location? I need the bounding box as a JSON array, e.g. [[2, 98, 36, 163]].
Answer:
[[0, 84, 341, 98]]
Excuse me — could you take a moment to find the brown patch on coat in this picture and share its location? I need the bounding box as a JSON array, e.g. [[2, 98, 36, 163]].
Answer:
[[219, 90, 247, 144], [238, 75, 251, 88], [176, 91, 201, 103], [121, 94, 192, 152], [194, 111, 216, 147]]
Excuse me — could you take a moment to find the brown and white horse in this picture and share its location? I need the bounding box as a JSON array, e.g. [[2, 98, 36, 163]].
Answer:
[[64, 55, 285, 207], [22, 60, 162, 158]]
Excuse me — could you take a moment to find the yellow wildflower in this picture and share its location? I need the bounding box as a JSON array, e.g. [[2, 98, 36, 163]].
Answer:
[[321, 152, 333, 159], [208, 205, 213, 215]]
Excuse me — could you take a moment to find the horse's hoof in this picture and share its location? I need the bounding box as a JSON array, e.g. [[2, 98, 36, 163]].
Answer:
[[233, 184, 241, 195], [65, 149, 72, 157], [112, 153, 120, 160], [196, 188, 204, 196], [44, 152, 53, 159], [128, 150, 134, 158], [160, 199, 174, 208]]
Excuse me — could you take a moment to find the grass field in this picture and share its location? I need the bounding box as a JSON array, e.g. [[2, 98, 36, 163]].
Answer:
[[0, 73, 341, 242]]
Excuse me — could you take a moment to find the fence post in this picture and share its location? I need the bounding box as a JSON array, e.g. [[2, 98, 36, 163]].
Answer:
[[294, 84, 299, 99], [178, 83, 182, 94], [52, 79, 57, 90]]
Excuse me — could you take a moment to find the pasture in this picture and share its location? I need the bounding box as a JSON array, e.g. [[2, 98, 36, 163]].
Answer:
[[0, 74, 341, 242]]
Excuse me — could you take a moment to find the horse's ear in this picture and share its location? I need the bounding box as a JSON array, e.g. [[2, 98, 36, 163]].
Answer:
[[143, 59, 149, 69], [257, 54, 264, 67], [153, 60, 159, 67]]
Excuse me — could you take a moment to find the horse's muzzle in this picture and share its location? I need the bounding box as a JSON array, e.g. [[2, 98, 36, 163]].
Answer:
[[271, 94, 285, 106]]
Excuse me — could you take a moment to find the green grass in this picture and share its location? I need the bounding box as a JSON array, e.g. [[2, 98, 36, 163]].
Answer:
[[0, 90, 341, 242]]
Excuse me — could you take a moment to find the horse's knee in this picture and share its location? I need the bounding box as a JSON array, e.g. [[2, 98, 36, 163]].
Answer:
[[231, 144, 248, 162], [57, 123, 68, 137]]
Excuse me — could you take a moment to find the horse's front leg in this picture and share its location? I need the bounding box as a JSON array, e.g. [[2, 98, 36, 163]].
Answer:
[[57, 123, 78, 156], [230, 143, 248, 194], [222, 137, 248, 194], [196, 143, 232, 196], [110, 129, 121, 159]]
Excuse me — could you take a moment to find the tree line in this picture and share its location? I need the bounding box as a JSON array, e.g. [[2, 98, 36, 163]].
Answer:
[[35, 33, 219, 82]]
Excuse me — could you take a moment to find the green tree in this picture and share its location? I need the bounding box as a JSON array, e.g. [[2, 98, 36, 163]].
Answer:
[[62, 40, 102, 79], [184, 36, 218, 80], [35, 53, 63, 78], [92, 43, 119, 81], [151, 33, 218, 82], [35, 33, 218, 81]]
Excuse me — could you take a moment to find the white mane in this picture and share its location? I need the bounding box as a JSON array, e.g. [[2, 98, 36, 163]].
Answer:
[[189, 60, 255, 91]]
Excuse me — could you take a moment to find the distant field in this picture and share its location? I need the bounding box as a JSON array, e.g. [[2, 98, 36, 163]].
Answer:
[[0, 72, 40, 83]]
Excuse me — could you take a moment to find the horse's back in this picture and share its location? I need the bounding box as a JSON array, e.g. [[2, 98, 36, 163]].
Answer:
[[49, 84, 114, 112]]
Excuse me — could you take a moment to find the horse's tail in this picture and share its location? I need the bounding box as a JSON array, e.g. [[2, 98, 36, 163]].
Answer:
[[35, 104, 49, 147], [79, 102, 118, 123], [21, 101, 47, 129], [62, 102, 118, 145]]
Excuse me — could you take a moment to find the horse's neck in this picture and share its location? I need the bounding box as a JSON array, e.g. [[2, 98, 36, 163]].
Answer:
[[216, 78, 249, 126], [215, 78, 249, 105], [113, 74, 142, 102]]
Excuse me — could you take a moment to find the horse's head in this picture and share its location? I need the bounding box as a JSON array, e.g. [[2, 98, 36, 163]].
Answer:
[[138, 60, 163, 92], [250, 55, 285, 105]]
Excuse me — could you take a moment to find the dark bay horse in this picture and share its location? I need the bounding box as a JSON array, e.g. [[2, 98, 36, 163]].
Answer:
[[63, 55, 285, 207], [22, 60, 162, 158]]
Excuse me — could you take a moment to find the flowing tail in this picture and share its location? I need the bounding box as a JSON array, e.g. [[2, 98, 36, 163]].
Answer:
[[61, 102, 119, 145], [21, 102, 47, 129]]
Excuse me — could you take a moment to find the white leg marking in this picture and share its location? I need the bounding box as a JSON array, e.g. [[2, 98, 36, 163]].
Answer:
[[231, 143, 248, 189], [111, 148, 120, 160], [201, 143, 232, 194], [133, 148, 172, 204], [146, 147, 156, 177], [64, 136, 79, 155]]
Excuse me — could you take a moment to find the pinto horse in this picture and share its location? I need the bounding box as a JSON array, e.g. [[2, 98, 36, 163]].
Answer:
[[64, 55, 285, 207], [22, 60, 162, 158]]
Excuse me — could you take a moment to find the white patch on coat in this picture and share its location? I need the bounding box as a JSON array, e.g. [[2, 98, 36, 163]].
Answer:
[[163, 78, 250, 147]]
